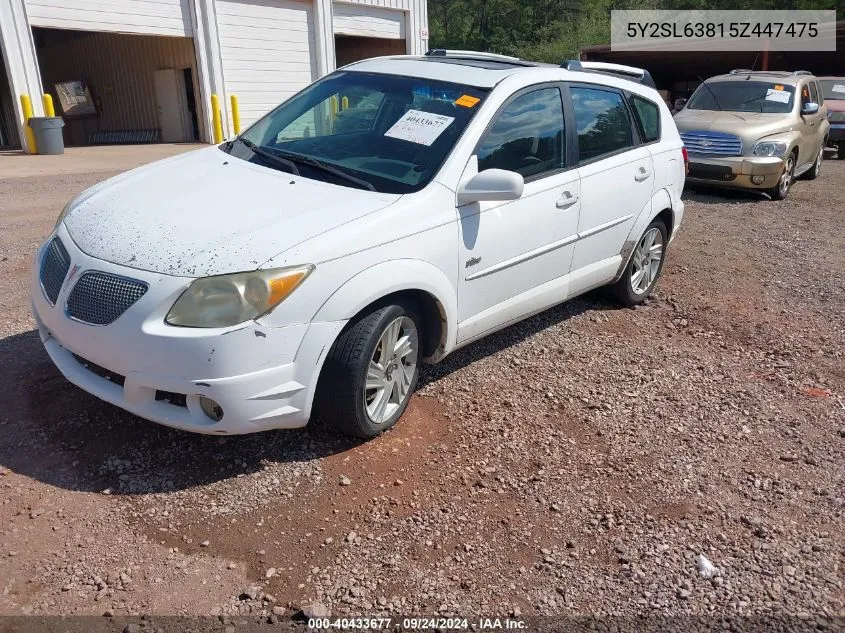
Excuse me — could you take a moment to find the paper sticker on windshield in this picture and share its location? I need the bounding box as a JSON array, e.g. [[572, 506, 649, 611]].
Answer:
[[833, 84, 845, 94], [773, 84, 784, 91], [384, 109, 455, 146], [765, 89, 791, 104], [455, 94, 481, 108]]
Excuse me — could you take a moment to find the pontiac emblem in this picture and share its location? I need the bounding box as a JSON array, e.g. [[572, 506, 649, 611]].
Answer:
[[65, 264, 80, 286]]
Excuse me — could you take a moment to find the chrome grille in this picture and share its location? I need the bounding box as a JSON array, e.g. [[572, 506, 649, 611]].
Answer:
[[680, 131, 743, 157], [39, 237, 71, 305], [66, 272, 147, 325]]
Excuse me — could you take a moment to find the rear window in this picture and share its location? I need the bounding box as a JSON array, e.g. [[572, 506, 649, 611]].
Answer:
[[570, 86, 633, 162], [630, 94, 660, 143]]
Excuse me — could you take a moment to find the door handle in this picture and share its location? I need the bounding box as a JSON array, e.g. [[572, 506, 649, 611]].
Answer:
[[634, 167, 651, 182], [556, 192, 579, 209]]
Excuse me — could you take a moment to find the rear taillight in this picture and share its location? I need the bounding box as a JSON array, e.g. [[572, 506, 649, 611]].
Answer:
[[681, 146, 689, 174]]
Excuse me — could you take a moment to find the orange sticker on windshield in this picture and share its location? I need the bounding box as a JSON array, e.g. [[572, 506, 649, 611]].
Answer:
[[455, 95, 481, 108], [774, 85, 784, 90]]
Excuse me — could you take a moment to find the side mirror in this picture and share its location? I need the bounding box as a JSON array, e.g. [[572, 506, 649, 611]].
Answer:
[[801, 102, 820, 115], [457, 168, 524, 206], [674, 98, 687, 110]]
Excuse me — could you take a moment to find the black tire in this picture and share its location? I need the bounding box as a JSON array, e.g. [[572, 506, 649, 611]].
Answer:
[[608, 218, 668, 307], [839, 142, 845, 160], [768, 152, 795, 200], [803, 143, 824, 181], [314, 302, 421, 439]]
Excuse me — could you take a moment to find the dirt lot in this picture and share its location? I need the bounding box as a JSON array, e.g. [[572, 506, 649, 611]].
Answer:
[[0, 147, 843, 626]]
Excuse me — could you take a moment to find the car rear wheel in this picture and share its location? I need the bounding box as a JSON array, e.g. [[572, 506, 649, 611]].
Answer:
[[768, 152, 795, 200], [803, 143, 823, 181], [314, 302, 421, 438], [608, 219, 668, 307]]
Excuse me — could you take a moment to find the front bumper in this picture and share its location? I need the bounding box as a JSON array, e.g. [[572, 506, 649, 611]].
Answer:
[[686, 155, 784, 190], [30, 226, 345, 434]]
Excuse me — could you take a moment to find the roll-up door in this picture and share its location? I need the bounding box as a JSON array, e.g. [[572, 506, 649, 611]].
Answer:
[[216, 0, 316, 130]]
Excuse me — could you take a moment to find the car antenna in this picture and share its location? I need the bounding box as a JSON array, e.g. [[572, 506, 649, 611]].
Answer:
[[746, 53, 759, 80], [697, 75, 723, 111]]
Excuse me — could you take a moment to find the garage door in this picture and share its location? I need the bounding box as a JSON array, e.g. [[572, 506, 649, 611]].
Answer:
[[333, 4, 405, 39], [25, 0, 192, 36], [216, 0, 316, 130]]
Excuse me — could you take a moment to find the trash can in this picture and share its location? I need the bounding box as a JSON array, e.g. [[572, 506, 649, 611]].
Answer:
[[28, 117, 65, 155]]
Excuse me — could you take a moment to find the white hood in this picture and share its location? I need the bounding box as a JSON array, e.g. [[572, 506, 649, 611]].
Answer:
[[63, 146, 400, 277]]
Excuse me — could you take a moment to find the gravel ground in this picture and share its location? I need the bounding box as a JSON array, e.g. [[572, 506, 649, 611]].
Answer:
[[0, 151, 843, 628]]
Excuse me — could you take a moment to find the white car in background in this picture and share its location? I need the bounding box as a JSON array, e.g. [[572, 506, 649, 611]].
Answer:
[[32, 52, 685, 439]]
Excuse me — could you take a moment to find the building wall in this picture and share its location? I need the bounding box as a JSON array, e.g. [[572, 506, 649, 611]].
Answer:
[[35, 29, 201, 144], [25, 0, 193, 37]]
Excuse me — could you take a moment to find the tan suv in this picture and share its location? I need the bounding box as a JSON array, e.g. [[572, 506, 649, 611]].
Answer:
[[674, 70, 829, 200]]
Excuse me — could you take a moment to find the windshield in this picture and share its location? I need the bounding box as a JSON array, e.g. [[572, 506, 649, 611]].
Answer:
[[223, 71, 488, 194], [819, 80, 845, 101], [686, 81, 795, 113]]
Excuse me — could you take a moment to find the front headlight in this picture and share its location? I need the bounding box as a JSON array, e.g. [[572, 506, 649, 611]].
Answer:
[[752, 141, 788, 157], [165, 265, 314, 328]]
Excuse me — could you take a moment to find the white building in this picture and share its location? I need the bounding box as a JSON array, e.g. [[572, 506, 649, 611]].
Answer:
[[0, 0, 429, 150]]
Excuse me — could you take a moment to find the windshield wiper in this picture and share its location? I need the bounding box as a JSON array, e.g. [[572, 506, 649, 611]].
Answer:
[[697, 75, 723, 111], [272, 150, 376, 192], [237, 138, 300, 176]]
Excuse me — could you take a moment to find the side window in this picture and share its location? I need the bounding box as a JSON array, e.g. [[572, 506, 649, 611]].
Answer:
[[808, 81, 820, 105], [570, 86, 633, 162], [801, 83, 812, 106], [815, 82, 824, 104], [630, 94, 661, 143], [477, 88, 565, 179]]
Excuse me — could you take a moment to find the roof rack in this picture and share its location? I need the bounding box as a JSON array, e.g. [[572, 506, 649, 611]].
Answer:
[[560, 60, 656, 88], [423, 49, 538, 67], [729, 69, 813, 76]]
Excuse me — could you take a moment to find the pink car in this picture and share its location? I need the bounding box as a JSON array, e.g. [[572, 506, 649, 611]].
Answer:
[[819, 77, 845, 159]]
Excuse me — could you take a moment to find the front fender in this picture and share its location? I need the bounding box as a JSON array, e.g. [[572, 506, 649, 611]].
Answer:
[[311, 259, 458, 359]]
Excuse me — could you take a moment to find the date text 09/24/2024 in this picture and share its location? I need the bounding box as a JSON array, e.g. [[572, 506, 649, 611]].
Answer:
[[307, 617, 527, 630]]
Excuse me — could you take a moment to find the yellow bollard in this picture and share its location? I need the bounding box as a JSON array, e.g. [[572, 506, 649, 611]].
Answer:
[[42, 93, 55, 117], [230, 94, 241, 135], [211, 94, 224, 144], [341, 96, 348, 111], [19, 94, 37, 154]]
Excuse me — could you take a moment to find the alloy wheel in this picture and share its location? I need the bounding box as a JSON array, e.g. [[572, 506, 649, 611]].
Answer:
[[814, 146, 823, 178], [363, 315, 418, 425], [630, 227, 664, 296], [779, 155, 794, 197]]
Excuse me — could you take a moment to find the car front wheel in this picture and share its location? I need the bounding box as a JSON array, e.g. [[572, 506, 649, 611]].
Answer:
[[609, 218, 668, 307], [768, 153, 795, 200], [314, 302, 421, 438]]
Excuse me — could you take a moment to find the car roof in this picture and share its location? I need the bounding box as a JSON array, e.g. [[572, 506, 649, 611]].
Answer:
[[341, 55, 531, 88], [706, 71, 814, 85], [341, 54, 658, 95]]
